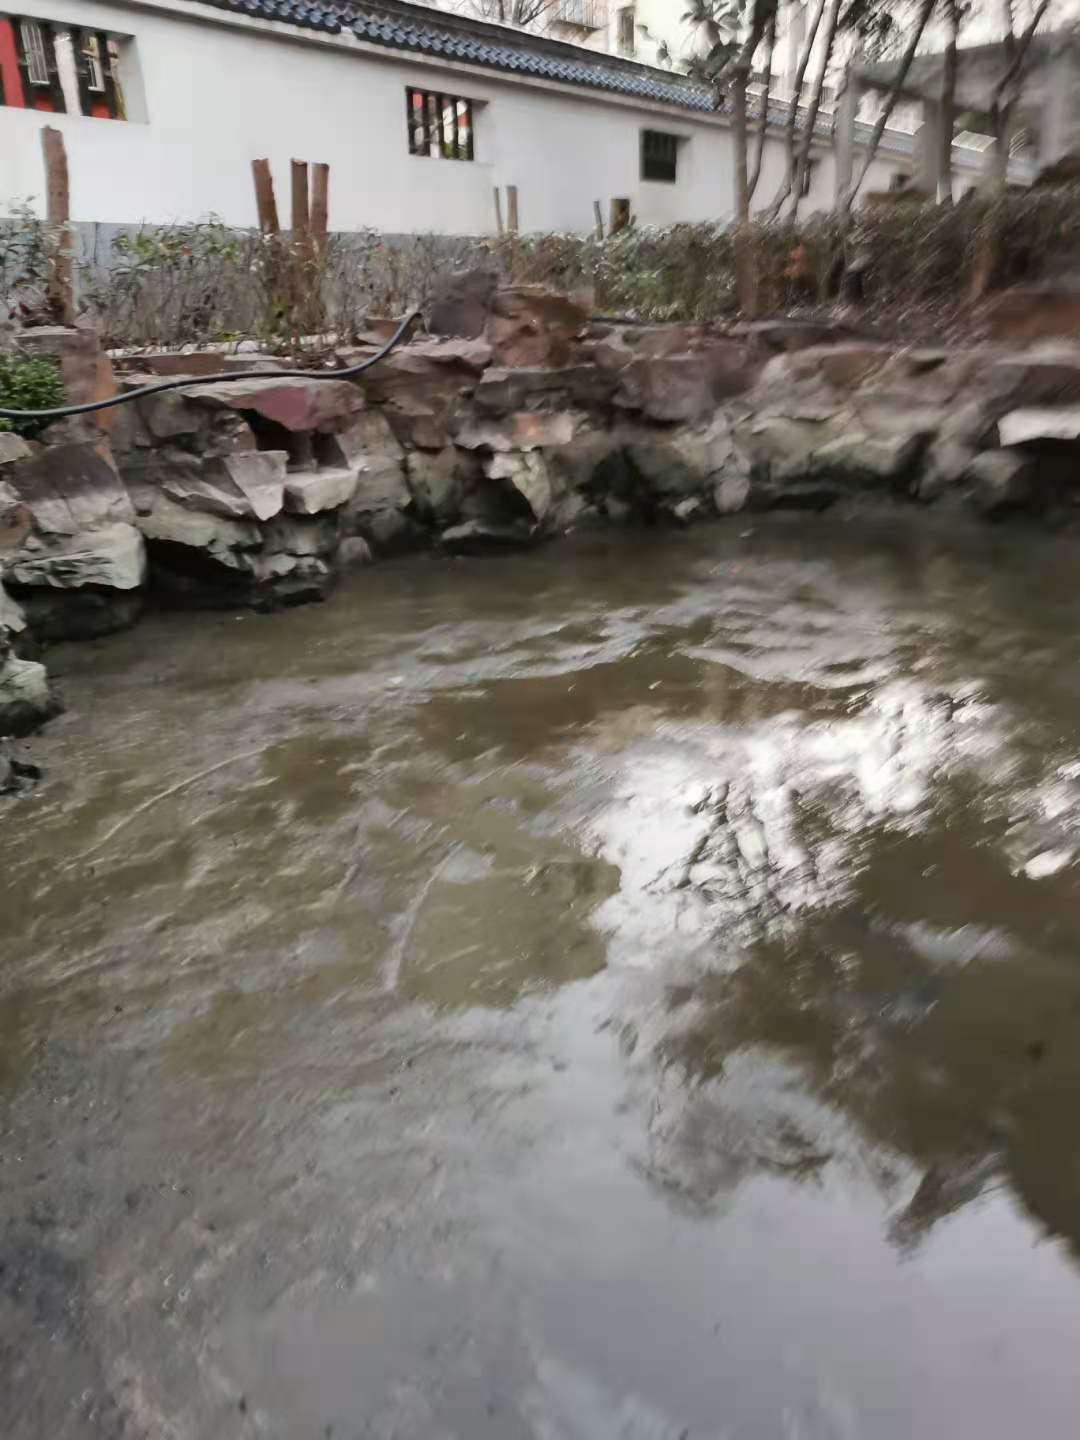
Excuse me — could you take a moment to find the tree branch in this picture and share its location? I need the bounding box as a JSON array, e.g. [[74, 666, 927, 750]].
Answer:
[[790, 0, 844, 217], [747, 10, 777, 200], [761, 0, 828, 221], [840, 0, 939, 216], [992, 0, 1051, 110]]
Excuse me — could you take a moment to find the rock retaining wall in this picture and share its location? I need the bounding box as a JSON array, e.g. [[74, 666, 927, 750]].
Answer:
[[5, 292, 1080, 738]]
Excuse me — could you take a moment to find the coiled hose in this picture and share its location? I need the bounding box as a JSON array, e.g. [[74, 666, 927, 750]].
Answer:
[[0, 311, 424, 423]]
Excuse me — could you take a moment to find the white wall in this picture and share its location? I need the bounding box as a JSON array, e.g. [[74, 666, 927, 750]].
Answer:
[[0, 0, 906, 232]]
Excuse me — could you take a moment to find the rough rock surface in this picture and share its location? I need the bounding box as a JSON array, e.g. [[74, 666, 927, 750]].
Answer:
[[428, 267, 499, 339], [485, 288, 589, 369], [1, 440, 146, 639], [182, 377, 364, 434], [0, 580, 56, 736], [13, 304, 1080, 633]]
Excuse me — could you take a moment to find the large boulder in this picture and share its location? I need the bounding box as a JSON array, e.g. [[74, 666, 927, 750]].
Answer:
[[484, 288, 589, 369], [15, 325, 117, 439], [969, 451, 1037, 517], [1, 442, 146, 638], [428, 267, 499, 339], [453, 411, 576, 452], [0, 578, 55, 736], [0, 652, 53, 735], [789, 342, 893, 391], [334, 411, 413, 550], [483, 450, 553, 525], [138, 490, 340, 609], [986, 349, 1080, 414], [5, 442, 135, 535], [997, 407, 1080, 446], [982, 285, 1080, 343], [473, 365, 618, 417], [404, 449, 477, 525], [615, 344, 756, 422], [6, 521, 145, 592], [359, 340, 490, 450], [179, 376, 364, 434], [811, 431, 926, 489], [161, 449, 287, 521], [284, 467, 358, 516]]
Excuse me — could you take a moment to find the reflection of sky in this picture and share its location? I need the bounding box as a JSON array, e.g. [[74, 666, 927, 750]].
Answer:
[[584, 675, 1017, 964]]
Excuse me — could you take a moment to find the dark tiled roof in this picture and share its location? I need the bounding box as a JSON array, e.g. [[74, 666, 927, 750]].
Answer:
[[348, 10, 717, 109], [188, 0, 998, 169], [191, 0, 717, 111]]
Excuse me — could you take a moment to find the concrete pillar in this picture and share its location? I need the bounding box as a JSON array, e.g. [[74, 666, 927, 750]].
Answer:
[[1038, 48, 1080, 172], [834, 64, 862, 204], [914, 99, 945, 197]]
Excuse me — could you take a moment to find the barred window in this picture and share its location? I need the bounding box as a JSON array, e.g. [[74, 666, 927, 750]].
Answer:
[[83, 34, 105, 91], [406, 87, 475, 161], [641, 129, 678, 183], [19, 18, 49, 85], [1, 17, 127, 119]]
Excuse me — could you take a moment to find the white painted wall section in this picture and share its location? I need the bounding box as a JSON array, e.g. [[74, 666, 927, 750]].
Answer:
[[0, 0, 918, 232]]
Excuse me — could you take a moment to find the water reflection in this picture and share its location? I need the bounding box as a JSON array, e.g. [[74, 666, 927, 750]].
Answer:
[[4, 519, 1080, 1438]]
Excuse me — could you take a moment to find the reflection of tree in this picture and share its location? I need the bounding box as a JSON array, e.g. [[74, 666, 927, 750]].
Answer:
[[640, 795, 1080, 1260]]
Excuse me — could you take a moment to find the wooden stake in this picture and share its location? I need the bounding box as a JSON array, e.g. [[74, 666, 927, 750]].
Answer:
[[493, 186, 504, 236], [290, 159, 310, 240], [593, 200, 604, 240], [506, 184, 519, 235], [311, 162, 330, 255], [252, 158, 280, 233], [41, 126, 74, 325], [609, 197, 630, 234]]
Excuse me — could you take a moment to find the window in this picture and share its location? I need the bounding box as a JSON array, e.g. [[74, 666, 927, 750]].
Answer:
[[617, 6, 635, 55], [642, 129, 678, 183], [82, 34, 105, 91], [800, 158, 817, 197], [19, 18, 49, 85], [1, 17, 127, 119], [557, 0, 606, 27], [406, 87, 474, 161]]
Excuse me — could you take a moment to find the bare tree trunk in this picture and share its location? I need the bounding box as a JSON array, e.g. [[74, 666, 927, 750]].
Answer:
[[762, 0, 827, 220], [937, 1, 959, 203], [789, 0, 843, 219], [839, 0, 938, 217], [970, 0, 1052, 295], [747, 11, 777, 201], [732, 58, 757, 314]]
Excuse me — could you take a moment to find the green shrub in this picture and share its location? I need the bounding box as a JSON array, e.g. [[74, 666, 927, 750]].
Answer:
[[0, 354, 63, 437]]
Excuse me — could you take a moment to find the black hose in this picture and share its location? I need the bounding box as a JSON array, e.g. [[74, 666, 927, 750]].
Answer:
[[0, 311, 424, 423]]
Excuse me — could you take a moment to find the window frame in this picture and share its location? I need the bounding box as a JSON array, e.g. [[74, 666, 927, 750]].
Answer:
[[82, 33, 105, 91], [641, 128, 679, 184], [19, 17, 49, 85], [406, 86, 475, 162], [617, 6, 635, 55]]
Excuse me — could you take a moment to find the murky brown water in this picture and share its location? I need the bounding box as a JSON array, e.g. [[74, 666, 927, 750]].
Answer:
[[4, 515, 1080, 1439]]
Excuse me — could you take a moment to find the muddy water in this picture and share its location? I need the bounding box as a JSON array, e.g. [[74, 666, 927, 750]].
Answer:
[[4, 517, 1080, 1439]]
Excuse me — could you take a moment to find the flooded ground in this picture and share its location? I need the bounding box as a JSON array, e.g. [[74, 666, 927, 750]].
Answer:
[[3, 515, 1080, 1439]]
